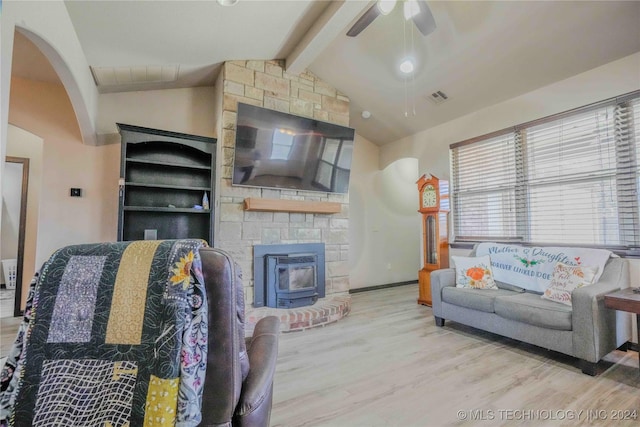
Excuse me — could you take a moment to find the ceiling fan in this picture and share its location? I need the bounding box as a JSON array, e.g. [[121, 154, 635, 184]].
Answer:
[[346, 0, 436, 37]]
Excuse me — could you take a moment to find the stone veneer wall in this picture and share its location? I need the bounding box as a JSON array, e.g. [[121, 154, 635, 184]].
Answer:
[[216, 60, 351, 306]]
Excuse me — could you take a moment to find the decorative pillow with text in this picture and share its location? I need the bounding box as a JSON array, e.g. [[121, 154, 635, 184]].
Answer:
[[541, 262, 598, 306], [452, 255, 498, 290]]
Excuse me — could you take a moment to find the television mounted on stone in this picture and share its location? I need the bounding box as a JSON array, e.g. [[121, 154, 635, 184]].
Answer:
[[232, 103, 355, 194]]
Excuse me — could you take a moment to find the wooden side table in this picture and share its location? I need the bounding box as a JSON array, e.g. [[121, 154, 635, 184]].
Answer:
[[604, 288, 640, 372]]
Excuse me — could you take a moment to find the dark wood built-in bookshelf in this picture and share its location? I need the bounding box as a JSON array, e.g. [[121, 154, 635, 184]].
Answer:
[[117, 123, 216, 243]]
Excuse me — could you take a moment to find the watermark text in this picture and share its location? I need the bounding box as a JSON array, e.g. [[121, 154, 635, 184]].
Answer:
[[456, 409, 637, 422]]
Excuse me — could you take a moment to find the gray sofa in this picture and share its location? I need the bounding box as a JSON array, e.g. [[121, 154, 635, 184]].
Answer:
[[431, 256, 630, 375]]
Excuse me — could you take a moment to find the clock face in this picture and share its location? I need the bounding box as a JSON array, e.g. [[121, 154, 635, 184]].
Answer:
[[422, 185, 437, 208]]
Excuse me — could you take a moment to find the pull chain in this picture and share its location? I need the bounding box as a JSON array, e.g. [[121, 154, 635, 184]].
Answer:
[[403, 6, 408, 117], [411, 12, 416, 116]]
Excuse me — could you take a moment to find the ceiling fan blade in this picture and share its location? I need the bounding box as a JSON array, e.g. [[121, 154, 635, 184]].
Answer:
[[412, 0, 437, 37], [346, 4, 381, 37]]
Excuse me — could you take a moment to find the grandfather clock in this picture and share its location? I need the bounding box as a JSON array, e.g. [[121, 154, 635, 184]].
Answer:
[[417, 174, 449, 306]]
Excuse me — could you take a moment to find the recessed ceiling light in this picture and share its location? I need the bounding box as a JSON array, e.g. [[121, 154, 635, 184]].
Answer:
[[217, 0, 239, 6], [361, 110, 372, 119], [399, 58, 415, 74], [377, 0, 397, 16]]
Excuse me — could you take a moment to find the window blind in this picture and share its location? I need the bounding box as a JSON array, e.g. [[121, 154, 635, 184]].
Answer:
[[450, 91, 640, 253], [525, 107, 619, 245], [450, 133, 519, 240]]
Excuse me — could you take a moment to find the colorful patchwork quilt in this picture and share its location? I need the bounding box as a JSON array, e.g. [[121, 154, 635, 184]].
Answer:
[[0, 240, 208, 427]]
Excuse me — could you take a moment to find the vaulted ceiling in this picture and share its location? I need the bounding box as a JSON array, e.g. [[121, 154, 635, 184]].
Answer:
[[11, 1, 640, 146]]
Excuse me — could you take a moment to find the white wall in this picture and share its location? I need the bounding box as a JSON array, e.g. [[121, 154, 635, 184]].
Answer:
[[35, 133, 119, 265], [349, 134, 420, 288], [97, 87, 217, 138]]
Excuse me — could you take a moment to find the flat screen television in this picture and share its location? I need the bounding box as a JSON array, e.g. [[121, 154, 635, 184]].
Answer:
[[232, 103, 355, 194]]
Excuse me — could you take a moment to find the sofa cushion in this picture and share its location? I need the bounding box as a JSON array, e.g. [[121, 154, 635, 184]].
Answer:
[[494, 293, 573, 331], [442, 287, 520, 313]]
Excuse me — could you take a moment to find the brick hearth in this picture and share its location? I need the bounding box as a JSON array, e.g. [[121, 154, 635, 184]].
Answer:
[[245, 295, 351, 335]]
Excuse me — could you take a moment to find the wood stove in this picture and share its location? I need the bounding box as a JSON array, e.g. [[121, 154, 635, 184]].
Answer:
[[254, 243, 325, 308]]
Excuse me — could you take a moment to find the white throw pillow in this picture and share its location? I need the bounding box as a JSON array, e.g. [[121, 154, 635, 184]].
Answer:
[[541, 262, 598, 306], [452, 255, 498, 290]]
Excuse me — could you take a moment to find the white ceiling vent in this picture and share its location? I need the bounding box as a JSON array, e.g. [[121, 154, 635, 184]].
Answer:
[[90, 65, 179, 87], [427, 90, 449, 105]]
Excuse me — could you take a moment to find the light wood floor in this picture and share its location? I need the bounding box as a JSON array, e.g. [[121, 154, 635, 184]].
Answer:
[[271, 284, 639, 426], [0, 289, 16, 318]]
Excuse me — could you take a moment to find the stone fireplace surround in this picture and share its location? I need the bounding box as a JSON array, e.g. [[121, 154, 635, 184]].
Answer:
[[215, 60, 353, 333]]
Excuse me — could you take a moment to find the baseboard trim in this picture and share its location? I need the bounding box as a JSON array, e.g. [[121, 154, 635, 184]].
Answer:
[[349, 280, 417, 294]]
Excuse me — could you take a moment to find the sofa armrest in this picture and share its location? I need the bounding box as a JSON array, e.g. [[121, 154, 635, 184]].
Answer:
[[572, 258, 630, 363], [431, 268, 456, 318], [233, 316, 280, 427]]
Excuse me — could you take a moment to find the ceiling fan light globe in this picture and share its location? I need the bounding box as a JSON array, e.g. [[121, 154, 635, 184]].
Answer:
[[377, 0, 397, 16], [400, 58, 415, 74], [404, 0, 421, 20]]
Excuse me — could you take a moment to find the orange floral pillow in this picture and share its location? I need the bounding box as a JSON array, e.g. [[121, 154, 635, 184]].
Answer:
[[452, 255, 498, 289], [541, 263, 597, 306]]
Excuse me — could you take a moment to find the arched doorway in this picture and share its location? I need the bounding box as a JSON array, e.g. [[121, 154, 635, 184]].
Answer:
[[4, 29, 87, 316]]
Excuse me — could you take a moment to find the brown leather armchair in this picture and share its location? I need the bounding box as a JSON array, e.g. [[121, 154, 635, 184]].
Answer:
[[200, 247, 280, 427], [0, 242, 279, 427]]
